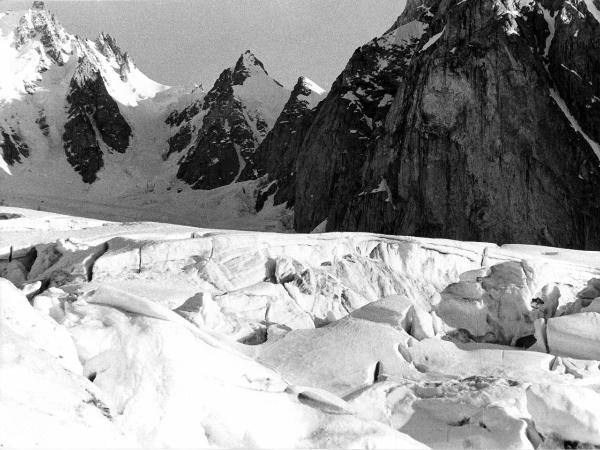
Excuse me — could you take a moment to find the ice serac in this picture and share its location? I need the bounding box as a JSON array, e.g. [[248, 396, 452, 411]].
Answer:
[[294, 0, 432, 233], [252, 76, 325, 211], [173, 51, 290, 189], [63, 55, 132, 184], [294, 0, 600, 250]]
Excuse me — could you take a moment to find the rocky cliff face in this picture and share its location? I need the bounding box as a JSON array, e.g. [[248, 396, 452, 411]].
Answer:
[[0, 129, 30, 167], [252, 76, 324, 211], [294, 0, 600, 250], [63, 57, 132, 184], [294, 1, 434, 232], [170, 51, 289, 190]]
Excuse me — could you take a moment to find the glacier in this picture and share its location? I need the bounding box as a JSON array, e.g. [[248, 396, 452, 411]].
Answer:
[[1, 205, 600, 448]]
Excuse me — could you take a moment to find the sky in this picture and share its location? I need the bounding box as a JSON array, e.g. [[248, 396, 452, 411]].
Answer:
[[1, 0, 406, 90]]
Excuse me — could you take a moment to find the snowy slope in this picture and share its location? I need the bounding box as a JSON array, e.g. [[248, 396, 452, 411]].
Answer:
[[2, 206, 600, 448]]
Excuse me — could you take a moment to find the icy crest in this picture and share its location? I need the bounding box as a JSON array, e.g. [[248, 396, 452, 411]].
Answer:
[[300, 76, 326, 96]]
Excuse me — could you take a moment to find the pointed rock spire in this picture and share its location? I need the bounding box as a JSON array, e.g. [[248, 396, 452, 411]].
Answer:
[[16, 2, 70, 65], [232, 50, 270, 85]]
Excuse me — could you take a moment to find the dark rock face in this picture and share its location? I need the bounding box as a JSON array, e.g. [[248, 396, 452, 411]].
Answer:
[[175, 67, 255, 189], [171, 51, 288, 190], [546, 0, 600, 142], [294, 0, 600, 249], [63, 58, 132, 183], [164, 100, 202, 160], [252, 77, 323, 211], [294, 1, 433, 232], [0, 129, 30, 166]]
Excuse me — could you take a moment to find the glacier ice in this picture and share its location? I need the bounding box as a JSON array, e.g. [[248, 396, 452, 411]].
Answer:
[[1, 206, 600, 448]]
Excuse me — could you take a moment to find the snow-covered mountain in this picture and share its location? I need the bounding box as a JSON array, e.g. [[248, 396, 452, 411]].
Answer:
[[0, 2, 315, 231], [167, 50, 290, 189], [0, 1, 171, 185]]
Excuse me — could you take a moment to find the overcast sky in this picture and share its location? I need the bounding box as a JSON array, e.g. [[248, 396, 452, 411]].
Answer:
[[2, 0, 406, 90]]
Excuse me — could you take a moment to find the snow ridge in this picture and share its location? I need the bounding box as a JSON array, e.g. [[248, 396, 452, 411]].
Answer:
[[301, 77, 326, 95]]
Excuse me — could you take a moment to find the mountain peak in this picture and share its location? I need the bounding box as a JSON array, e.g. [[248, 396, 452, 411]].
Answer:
[[236, 50, 267, 72], [12, 2, 71, 69], [231, 50, 271, 85]]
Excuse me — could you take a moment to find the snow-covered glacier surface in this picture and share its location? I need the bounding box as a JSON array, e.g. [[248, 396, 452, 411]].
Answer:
[[1, 206, 600, 449]]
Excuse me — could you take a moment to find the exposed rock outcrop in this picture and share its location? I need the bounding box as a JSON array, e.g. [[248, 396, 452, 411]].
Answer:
[[63, 57, 132, 183], [294, 0, 600, 250], [0, 128, 30, 166], [294, 0, 433, 232], [172, 51, 289, 189], [252, 76, 324, 211]]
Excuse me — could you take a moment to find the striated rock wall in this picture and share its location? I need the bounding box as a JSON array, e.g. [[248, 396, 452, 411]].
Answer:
[[252, 76, 323, 211], [294, 0, 600, 249], [294, 0, 435, 232]]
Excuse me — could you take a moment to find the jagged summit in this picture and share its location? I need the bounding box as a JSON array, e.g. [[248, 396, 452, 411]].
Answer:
[[206, 50, 279, 98], [171, 50, 289, 189], [235, 50, 267, 72], [231, 50, 279, 86], [14, 2, 72, 66]]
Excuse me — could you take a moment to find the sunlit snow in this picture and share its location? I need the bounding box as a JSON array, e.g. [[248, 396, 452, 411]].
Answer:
[[2, 206, 600, 448]]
